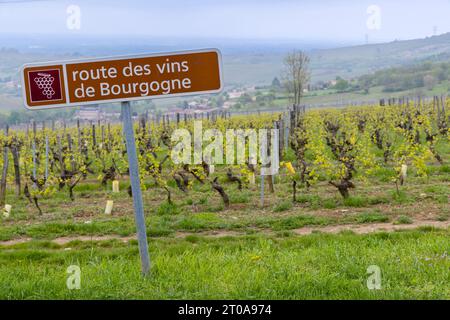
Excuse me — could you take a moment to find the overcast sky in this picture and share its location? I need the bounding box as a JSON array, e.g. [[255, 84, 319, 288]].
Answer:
[[1, 0, 450, 43]]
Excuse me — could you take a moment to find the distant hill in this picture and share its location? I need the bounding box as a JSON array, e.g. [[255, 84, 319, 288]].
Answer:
[[309, 33, 450, 81], [220, 33, 450, 85]]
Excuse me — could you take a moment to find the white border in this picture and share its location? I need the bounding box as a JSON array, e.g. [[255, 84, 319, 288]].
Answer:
[[20, 48, 224, 110]]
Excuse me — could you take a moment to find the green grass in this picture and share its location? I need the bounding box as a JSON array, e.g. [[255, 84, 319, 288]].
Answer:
[[0, 228, 448, 299], [395, 215, 414, 225], [266, 215, 331, 231], [174, 213, 223, 231], [272, 200, 293, 212], [229, 192, 251, 204], [390, 190, 415, 204], [156, 202, 180, 215], [354, 212, 390, 224], [0, 212, 334, 242], [322, 198, 338, 209], [424, 185, 447, 194], [295, 194, 322, 208], [439, 165, 450, 174], [0, 218, 137, 241], [343, 196, 368, 208], [435, 195, 449, 204]]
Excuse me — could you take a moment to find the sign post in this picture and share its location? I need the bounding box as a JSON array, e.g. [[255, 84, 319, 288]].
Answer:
[[121, 100, 150, 275], [20, 49, 223, 276]]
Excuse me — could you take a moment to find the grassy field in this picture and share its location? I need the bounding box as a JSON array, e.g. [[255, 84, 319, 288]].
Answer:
[[0, 229, 449, 299], [0, 160, 448, 299]]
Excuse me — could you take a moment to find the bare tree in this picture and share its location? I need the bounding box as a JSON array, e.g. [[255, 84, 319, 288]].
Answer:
[[282, 50, 310, 107]]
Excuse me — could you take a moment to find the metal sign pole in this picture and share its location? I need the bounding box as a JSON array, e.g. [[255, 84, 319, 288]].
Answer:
[[45, 135, 49, 181], [121, 101, 151, 276]]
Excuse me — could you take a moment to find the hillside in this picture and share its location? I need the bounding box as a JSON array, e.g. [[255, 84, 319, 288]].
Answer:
[[2, 33, 450, 112], [310, 33, 450, 81], [221, 32, 450, 85]]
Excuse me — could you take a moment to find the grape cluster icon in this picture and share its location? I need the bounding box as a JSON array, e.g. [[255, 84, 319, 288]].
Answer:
[[34, 73, 55, 99]]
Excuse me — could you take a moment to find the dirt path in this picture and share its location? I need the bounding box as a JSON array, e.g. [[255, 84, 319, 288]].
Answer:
[[0, 220, 448, 247], [293, 220, 450, 235], [0, 230, 244, 247], [0, 235, 136, 246]]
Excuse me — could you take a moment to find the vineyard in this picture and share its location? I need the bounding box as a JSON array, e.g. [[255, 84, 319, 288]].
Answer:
[[0, 98, 449, 299]]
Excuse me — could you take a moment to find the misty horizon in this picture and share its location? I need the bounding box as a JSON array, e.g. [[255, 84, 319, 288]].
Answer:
[[1, 0, 450, 45]]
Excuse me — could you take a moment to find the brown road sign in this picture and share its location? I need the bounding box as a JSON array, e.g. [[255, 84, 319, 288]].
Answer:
[[20, 49, 223, 110]]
